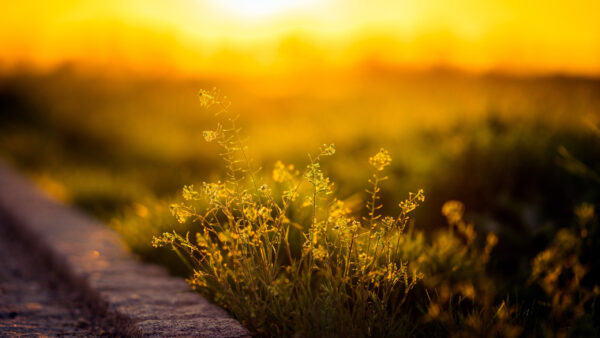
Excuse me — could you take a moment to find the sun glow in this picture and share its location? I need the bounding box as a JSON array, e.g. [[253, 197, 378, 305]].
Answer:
[[209, 0, 320, 19], [0, 1, 599, 75]]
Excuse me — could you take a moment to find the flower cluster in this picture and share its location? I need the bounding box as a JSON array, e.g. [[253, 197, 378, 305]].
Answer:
[[369, 147, 392, 171]]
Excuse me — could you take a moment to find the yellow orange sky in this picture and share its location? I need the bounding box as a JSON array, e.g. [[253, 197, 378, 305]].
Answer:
[[1, 0, 599, 76]]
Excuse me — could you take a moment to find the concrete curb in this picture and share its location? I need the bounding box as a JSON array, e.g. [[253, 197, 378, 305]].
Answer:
[[0, 162, 250, 337]]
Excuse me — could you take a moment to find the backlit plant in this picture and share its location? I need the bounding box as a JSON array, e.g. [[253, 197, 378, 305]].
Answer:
[[152, 89, 425, 337]]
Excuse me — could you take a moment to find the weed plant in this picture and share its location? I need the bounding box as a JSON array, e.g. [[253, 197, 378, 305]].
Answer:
[[153, 89, 426, 337]]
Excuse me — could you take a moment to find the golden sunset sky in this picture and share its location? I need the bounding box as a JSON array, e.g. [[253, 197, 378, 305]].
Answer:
[[1, 0, 599, 76]]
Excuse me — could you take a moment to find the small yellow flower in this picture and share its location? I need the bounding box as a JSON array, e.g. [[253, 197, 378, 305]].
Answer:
[[170, 203, 192, 223], [320, 143, 336, 156], [273, 161, 297, 184], [305, 163, 333, 194], [258, 206, 272, 220], [203, 130, 221, 142], [312, 245, 329, 260], [183, 185, 200, 200], [399, 190, 425, 214], [441, 200, 464, 224], [369, 148, 392, 171], [198, 88, 218, 107], [243, 204, 258, 220]]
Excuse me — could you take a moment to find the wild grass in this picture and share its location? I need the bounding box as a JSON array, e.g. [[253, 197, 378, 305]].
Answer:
[[153, 90, 426, 336]]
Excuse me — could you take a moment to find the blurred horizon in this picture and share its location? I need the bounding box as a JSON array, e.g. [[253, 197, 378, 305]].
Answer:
[[2, 1, 600, 77]]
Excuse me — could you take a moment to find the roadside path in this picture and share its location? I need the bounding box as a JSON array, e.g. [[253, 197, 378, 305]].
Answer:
[[0, 161, 249, 337], [0, 221, 111, 336]]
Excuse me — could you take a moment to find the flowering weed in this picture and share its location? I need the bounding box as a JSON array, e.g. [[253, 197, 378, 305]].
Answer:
[[153, 90, 426, 337]]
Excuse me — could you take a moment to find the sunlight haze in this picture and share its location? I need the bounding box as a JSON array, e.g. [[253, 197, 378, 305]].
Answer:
[[0, 0, 599, 75]]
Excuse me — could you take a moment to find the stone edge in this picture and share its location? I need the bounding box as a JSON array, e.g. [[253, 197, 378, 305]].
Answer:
[[0, 162, 250, 338]]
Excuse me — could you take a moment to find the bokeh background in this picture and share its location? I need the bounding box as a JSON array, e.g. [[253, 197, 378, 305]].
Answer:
[[1, 0, 599, 309]]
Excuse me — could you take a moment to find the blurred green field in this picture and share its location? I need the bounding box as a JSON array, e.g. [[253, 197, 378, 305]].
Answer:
[[1, 66, 599, 335]]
